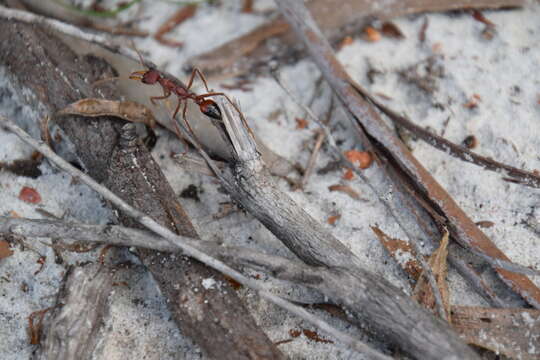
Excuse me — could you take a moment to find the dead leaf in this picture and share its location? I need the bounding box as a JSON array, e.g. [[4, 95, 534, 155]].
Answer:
[[363, 26, 381, 42], [327, 214, 341, 225], [19, 186, 42, 204], [0, 240, 14, 260], [413, 230, 451, 323], [381, 22, 405, 39], [452, 306, 540, 359], [342, 168, 354, 180], [28, 307, 54, 345], [295, 117, 308, 129], [328, 184, 360, 200], [344, 150, 372, 169], [371, 226, 422, 281], [57, 99, 157, 128]]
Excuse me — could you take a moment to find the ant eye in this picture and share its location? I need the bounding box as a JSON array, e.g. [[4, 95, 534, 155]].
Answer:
[[200, 101, 221, 120]]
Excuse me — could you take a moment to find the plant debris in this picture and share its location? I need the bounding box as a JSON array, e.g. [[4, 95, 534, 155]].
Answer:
[[34, 256, 46, 275], [0, 239, 13, 260], [452, 306, 540, 359], [344, 150, 372, 169], [154, 5, 197, 47], [371, 226, 422, 281], [463, 94, 482, 109], [413, 231, 451, 322], [328, 184, 361, 200], [28, 307, 54, 345], [295, 117, 309, 129], [57, 99, 157, 128], [342, 168, 354, 180], [327, 214, 341, 225], [363, 26, 381, 42], [381, 22, 405, 39], [19, 186, 42, 204], [0, 156, 42, 178]]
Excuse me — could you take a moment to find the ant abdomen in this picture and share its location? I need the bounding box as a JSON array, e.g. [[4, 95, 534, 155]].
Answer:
[[199, 100, 222, 120]]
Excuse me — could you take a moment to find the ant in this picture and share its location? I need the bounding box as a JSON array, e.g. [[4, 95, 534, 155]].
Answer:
[[129, 51, 246, 147]]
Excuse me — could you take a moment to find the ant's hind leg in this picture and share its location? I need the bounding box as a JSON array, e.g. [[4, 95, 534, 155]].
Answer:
[[185, 68, 211, 93], [182, 101, 197, 139]]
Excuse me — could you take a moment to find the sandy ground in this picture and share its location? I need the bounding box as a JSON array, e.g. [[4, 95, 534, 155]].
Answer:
[[1, 1, 539, 359]]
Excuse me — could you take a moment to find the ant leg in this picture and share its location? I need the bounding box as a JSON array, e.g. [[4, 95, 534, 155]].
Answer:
[[182, 101, 197, 138], [150, 88, 171, 105], [170, 100, 191, 154], [173, 98, 182, 119], [185, 68, 211, 93]]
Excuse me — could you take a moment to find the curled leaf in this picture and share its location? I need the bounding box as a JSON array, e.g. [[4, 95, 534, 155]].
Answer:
[[58, 99, 157, 128]]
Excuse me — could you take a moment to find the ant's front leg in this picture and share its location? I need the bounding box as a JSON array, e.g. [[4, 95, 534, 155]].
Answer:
[[150, 88, 171, 105]]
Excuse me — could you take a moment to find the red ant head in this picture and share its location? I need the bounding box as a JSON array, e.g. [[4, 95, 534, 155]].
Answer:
[[199, 100, 221, 120], [129, 69, 161, 84]]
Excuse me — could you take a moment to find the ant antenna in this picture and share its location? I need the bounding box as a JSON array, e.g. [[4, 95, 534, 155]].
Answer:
[[130, 40, 147, 69]]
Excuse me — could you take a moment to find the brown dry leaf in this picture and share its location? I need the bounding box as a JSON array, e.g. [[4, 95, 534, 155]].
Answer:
[[0, 240, 14, 260], [338, 35, 354, 49], [381, 22, 405, 39], [371, 226, 422, 281], [413, 230, 451, 323], [327, 214, 341, 225], [57, 99, 157, 128], [28, 307, 54, 345], [19, 186, 42, 204], [452, 306, 540, 359], [363, 26, 381, 42], [342, 168, 354, 180], [295, 117, 308, 129], [154, 5, 197, 47], [302, 329, 334, 344], [344, 150, 373, 169], [328, 184, 360, 200]]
